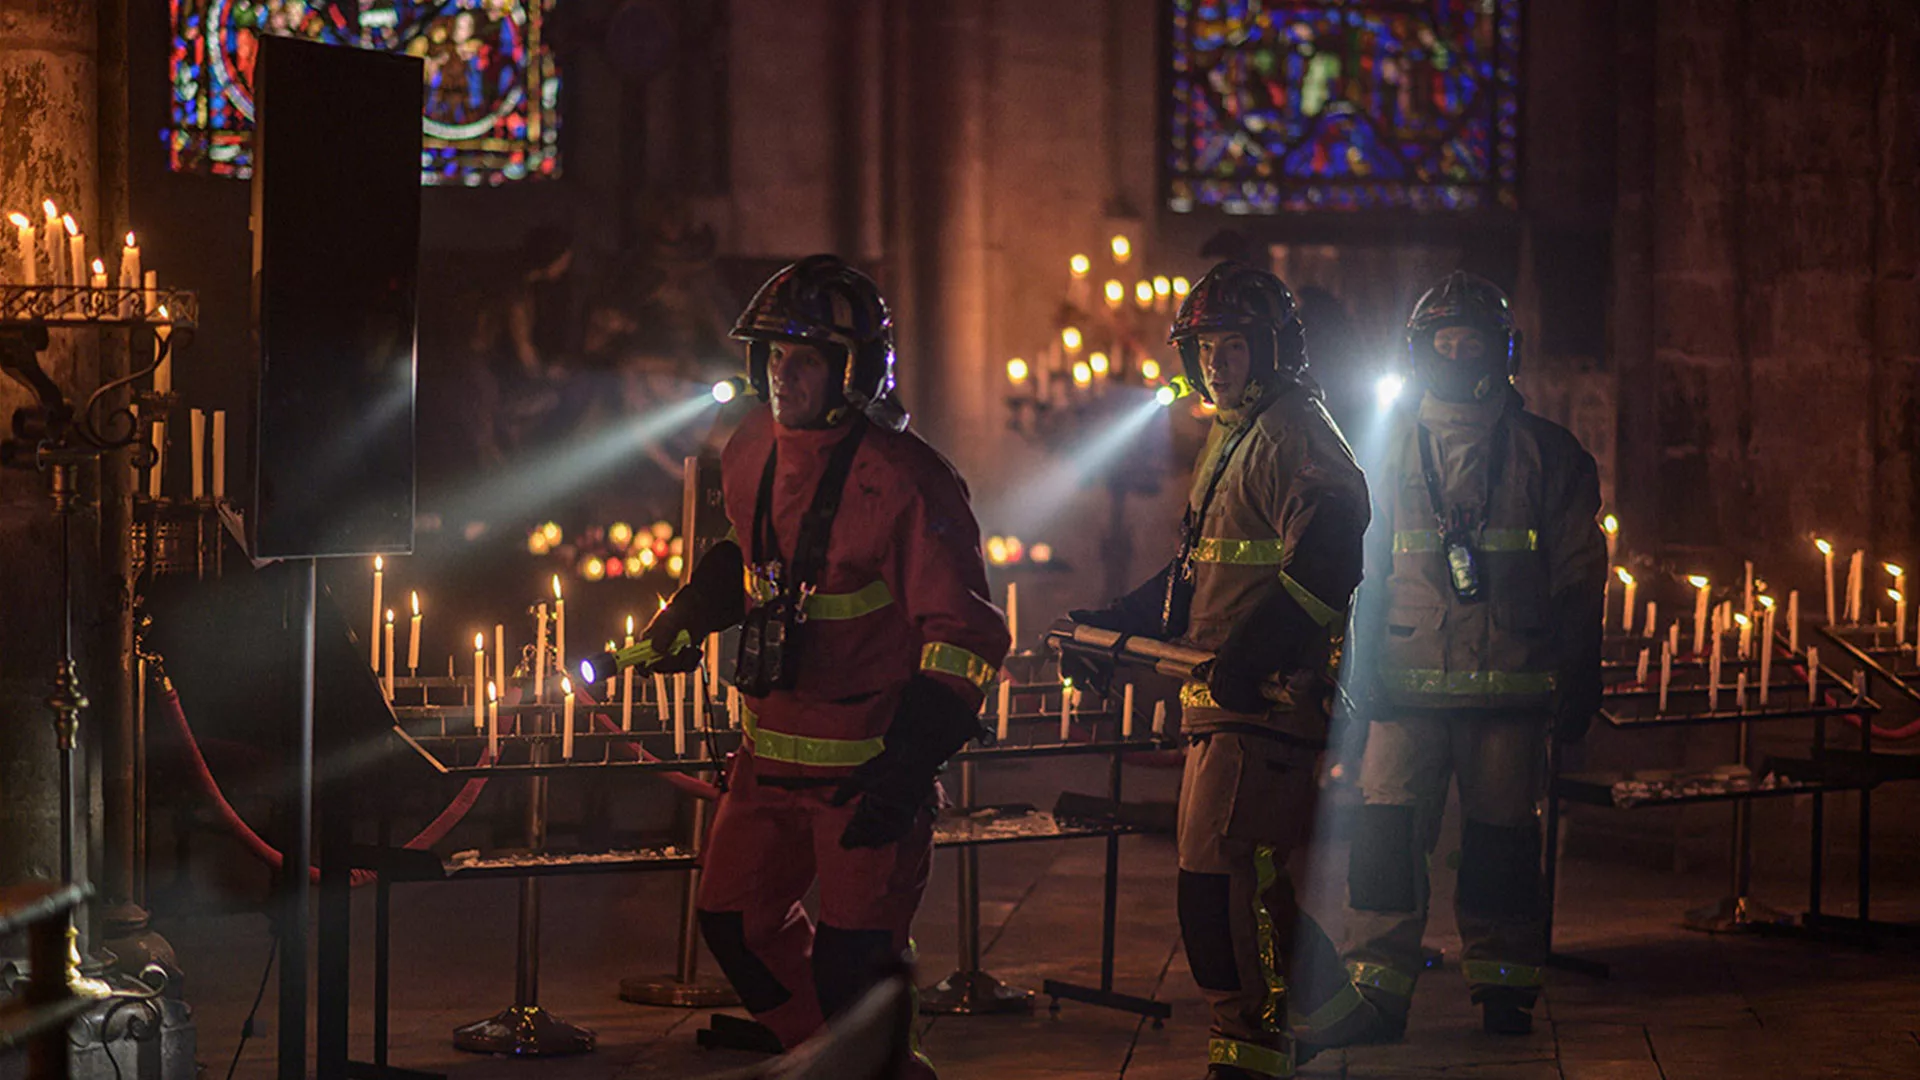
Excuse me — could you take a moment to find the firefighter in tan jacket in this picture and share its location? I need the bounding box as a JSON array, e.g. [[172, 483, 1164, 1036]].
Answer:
[[1340, 272, 1607, 1039], [1072, 263, 1374, 1079]]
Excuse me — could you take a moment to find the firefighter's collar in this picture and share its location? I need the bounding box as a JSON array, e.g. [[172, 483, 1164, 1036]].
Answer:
[[1418, 386, 1511, 435]]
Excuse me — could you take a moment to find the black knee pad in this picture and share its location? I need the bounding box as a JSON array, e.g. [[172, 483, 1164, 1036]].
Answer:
[[812, 924, 897, 1022], [696, 909, 793, 1014], [1457, 820, 1542, 919], [1177, 869, 1241, 992], [1348, 804, 1420, 913]]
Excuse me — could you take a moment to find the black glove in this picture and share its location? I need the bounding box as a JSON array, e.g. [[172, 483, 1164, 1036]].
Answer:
[[1206, 584, 1326, 714], [619, 542, 747, 676], [1063, 564, 1178, 697], [832, 676, 983, 849]]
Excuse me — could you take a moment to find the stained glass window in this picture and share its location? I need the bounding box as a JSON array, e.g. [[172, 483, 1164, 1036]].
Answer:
[[167, 0, 560, 186], [1167, 1, 1520, 214]]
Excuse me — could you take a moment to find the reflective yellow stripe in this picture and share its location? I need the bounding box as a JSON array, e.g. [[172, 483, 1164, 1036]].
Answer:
[[1278, 569, 1341, 628], [741, 707, 885, 767], [806, 579, 894, 621], [1192, 537, 1287, 564], [1181, 682, 1218, 709], [614, 629, 693, 669], [1254, 845, 1286, 1034], [1347, 960, 1416, 999], [1208, 1037, 1292, 1078], [920, 642, 996, 691], [1461, 960, 1543, 988], [1393, 528, 1538, 553], [1292, 980, 1370, 1036], [1381, 668, 1556, 696]]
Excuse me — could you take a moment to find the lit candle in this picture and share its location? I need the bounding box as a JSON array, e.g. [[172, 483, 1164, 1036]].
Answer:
[[1122, 681, 1136, 739], [1059, 679, 1073, 742], [188, 408, 204, 499], [1006, 581, 1019, 654], [370, 556, 384, 670], [552, 575, 566, 674], [621, 615, 635, 732], [88, 256, 105, 290], [1602, 514, 1619, 562], [119, 232, 139, 316], [534, 601, 548, 702], [1658, 642, 1672, 713], [1896, 588, 1910, 648], [1846, 549, 1864, 624], [9, 212, 35, 286], [673, 672, 687, 757], [147, 419, 165, 499], [63, 215, 82, 294], [408, 591, 421, 674], [1616, 568, 1636, 632], [1735, 612, 1751, 660], [211, 410, 226, 498], [142, 269, 156, 319], [40, 201, 58, 284], [653, 671, 669, 729], [1103, 280, 1124, 310], [487, 681, 499, 760], [1788, 590, 1800, 653], [153, 307, 173, 395], [1759, 599, 1775, 704], [1152, 699, 1166, 735], [494, 624, 506, 694], [1814, 537, 1835, 624], [1807, 646, 1820, 703], [473, 632, 486, 731], [562, 677, 577, 760], [382, 610, 396, 700], [1690, 575, 1711, 656], [1636, 647, 1650, 687]]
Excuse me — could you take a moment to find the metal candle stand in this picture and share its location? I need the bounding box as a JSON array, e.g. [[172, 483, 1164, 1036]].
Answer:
[[618, 733, 739, 1009]]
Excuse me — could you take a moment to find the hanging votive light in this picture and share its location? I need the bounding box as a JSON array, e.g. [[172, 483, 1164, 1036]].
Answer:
[[1153, 276, 1171, 299], [1104, 280, 1125, 309], [1006, 357, 1030, 384], [1110, 235, 1132, 263], [1172, 276, 1191, 298], [1134, 280, 1154, 308], [1069, 253, 1091, 278], [1072, 361, 1093, 387], [1088, 352, 1109, 376], [1140, 358, 1162, 381], [1061, 326, 1083, 353]]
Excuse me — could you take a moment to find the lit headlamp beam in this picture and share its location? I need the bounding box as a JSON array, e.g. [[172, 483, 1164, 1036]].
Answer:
[[989, 392, 1167, 534]]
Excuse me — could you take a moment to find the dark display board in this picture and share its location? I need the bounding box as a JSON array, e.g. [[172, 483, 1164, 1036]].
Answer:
[[251, 35, 422, 559]]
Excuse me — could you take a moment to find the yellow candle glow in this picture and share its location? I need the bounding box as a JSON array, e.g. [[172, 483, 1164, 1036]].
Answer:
[[1103, 280, 1124, 309], [1110, 235, 1132, 263], [89, 257, 105, 290], [1141, 358, 1161, 381], [63, 215, 82, 293], [1134, 280, 1154, 308], [1815, 537, 1835, 624], [1060, 326, 1083, 352], [1089, 351, 1110, 376], [1072, 361, 1093, 387], [1069, 253, 1091, 277], [153, 306, 173, 395], [552, 574, 566, 674], [1602, 514, 1619, 562], [119, 232, 140, 315], [1615, 567, 1636, 632], [408, 591, 421, 673], [1006, 356, 1030, 384], [1172, 276, 1191, 297], [9, 212, 35, 286], [1690, 575, 1711, 656]]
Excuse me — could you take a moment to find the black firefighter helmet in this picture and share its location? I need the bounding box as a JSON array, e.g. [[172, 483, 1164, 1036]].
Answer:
[[731, 255, 902, 428], [1405, 271, 1519, 401], [1167, 261, 1305, 403]]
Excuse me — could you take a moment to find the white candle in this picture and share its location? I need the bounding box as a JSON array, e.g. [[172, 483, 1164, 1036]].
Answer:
[[693, 667, 707, 731], [370, 556, 384, 670], [142, 269, 156, 318], [1817, 539, 1836, 625], [383, 610, 396, 700], [1658, 642, 1672, 713], [534, 601, 548, 702], [1122, 681, 1136, 738], [1602, 514, 1618, 562], [1152, 699, 1166, 735], [487, 681, 499, 761], [1736, 671, 1748, 711], [88, 257, 105, 290], [408, 591, 421, 674], [494, 624, 506, 694], [1896, 589, 1909, 647], [1759, 606, 1774, 705], [39, 201, 58, 285], [153, 312, 173, 396], [1006, 581, 1019, 654], [1669, 621, 1680, 658], [996, 676, 1011, 742], [1636, 647, 1650, 687], [653, 672, 669, 729], [119, 232, 139, 316], [1736, 613, 1751, 660], [552, 575, 566, 673], [189, 408, 204, 499], [621, 616, 635, 732], [210, 410, 226, 498], [1645, 602, 1657, 640], [562, 677, 576, 760], [1617, 568, 1637, 632], [1807, 646, 1820, 704], [9, 212, 36, 286], [63, 215, 81, 294], [1691, 576, 1711, 656], [1743, 561, 1754, 617], [1788, 590, 1801, 653], [673, 672, 687, 756], [1059, 680, 1073, 742], [147, 419, 165, 499], [1847, 550, 1864, 624], [473, 632, 486, 731], [1708, 632, 1722, 712], [728, 685, 742, 729]]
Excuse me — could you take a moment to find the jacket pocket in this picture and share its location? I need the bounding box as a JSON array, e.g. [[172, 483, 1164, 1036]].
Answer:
[[1382, 604, 1447, 672]]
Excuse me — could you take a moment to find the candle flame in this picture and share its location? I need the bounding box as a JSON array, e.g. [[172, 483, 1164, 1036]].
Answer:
[[385, 608, 395, 624], [1602, 514, 1619, 535], [1891, 588, 1904, 603], [1005, 356, 1030, 383], [1815, 537, 1833, 556], [1760, 595, 1776, 610], [487, 680, 497, 703], [157, 304, 169, 320], [1110, 235, 1131, 262], [1089, 351, 1110, 375], [90, 258, 103, 276], [1688, 575, 1709, 589], [42, 199, 57, 221], [626, 614, 635, 635], [552, 574, 563, 600], [1886, 562, 1904, 579], [1172, 276, 1191, 296], [1153, 275, 1171, 297], [1103, 280, 1125, 305], [1614, 566, 1634, 585], [1060, 326, 1083, 352], [7, 212, 28, 227], [474, 631, 485, 651], [1141, 358, 1162, 381], [410, 591, 420, 616], [1735, 613, 1750, 627], [124, 231, 136, 248], [1061, 677, 1074, 689], [374, 555, 383, 572], [1069, 253, 1090, 276], [1134, 280, 1154, 306], [62, 214, 76, 237], [561, 676, 573, 696]]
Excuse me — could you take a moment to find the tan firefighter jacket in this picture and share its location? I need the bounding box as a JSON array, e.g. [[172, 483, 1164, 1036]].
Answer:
[[1356, 388, 1606, 714]]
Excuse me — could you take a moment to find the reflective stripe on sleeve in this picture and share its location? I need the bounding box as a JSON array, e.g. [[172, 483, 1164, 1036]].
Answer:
[[742, 707, 886, 767], [1380, 668, 1556, 696], [1278, 569, 1341, 628], [1393, 528, 1538, 553], [1192, 537, 1287, 565], [1208, 1037, 1293, 1078], [920, 642, 997, 691], [1461, 960, 1544, 989], [1346, 960, 1416, 1000]]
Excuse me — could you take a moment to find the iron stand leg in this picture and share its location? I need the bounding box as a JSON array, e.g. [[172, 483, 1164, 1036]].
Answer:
[[922, 760, 1033, 1015], [1684, 716, 1788, 932]]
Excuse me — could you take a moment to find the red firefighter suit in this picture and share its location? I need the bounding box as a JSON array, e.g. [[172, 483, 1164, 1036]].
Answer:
[[696, 404, 1010, 1059]]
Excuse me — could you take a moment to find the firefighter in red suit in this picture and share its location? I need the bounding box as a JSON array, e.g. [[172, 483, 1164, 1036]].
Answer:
[[622, 256, 1007, 1072]]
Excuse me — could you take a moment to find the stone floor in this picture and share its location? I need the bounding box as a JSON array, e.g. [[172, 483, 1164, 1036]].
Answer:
[[156, 752, 1920, 1080]]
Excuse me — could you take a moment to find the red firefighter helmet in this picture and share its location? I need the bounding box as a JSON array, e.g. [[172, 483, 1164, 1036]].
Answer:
[[1167, 261, 1305, 402], [732, 256, 897, 422]]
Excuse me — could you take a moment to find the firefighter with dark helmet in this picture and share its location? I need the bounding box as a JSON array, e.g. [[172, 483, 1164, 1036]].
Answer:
[[610, 255, 1008, 1076], [1069, 261, 1375, 1078], [1338, 271, 1605, 1038]]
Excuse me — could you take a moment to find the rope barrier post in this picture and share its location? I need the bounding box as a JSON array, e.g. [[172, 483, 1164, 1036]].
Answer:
[[921, 758, 1033, 1015], [453, 707, 595, 1056]]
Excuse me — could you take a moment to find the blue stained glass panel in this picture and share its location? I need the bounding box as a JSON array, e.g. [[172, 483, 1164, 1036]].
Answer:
[[166, 0, 560, 186], [1167, 1, 1521, 214]]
